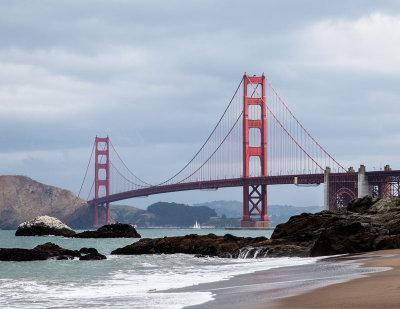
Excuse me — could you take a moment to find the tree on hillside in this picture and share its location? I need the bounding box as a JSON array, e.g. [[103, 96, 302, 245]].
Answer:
[[147, 202, 217, 226]]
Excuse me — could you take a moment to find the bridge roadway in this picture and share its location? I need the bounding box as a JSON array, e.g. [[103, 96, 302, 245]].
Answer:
[[90, 173, 329, 205], [89, 169, 400, 206]]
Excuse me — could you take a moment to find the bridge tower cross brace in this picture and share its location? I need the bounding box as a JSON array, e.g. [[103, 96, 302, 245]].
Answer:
[[242, 73, 270, 228], [94, 136, 110, 227]]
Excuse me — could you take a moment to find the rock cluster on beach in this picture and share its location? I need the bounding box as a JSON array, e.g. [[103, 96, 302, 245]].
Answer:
[[0, 242, 106, 261], [111, 196, 400, 258], [75, 223, 141, 238], [16, 216, 76, 237]]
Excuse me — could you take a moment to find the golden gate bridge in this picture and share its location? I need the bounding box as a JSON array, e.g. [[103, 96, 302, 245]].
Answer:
[[78, 73, 400, 227]]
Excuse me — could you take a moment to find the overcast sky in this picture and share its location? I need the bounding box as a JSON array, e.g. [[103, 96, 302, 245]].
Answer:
[[1, 0, 400, 208]]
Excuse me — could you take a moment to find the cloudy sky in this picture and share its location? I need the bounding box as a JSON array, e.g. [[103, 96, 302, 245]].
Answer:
[[1, 0, 399, 208]]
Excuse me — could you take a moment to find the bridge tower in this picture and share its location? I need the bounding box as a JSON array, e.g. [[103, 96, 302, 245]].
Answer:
[[94, 136, 110, 226], [242, 73, 270, 228]]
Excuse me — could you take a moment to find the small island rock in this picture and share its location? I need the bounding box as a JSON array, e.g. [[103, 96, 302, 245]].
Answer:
[[75, 223, 141, 238], [16, 216, 76, 237], [0, 242, 106, 261]]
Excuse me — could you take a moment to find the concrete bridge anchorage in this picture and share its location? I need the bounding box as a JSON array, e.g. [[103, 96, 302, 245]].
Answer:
[[324, 164, 399, 210]]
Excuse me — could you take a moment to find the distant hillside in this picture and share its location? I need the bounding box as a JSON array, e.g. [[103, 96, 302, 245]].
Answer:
[[110, 202, 217, 227], [267, 204, 323, 227], [193, 200, 243, 217], [110, 201, 323, 228], [0, 175, 93, 229], [194, 200, 323, 227], [110, 204, 152, 226]]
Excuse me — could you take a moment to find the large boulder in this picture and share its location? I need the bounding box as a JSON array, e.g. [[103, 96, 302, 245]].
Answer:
[[272, 196, 400, 256], [0, 242, 106, 261], [75, 223, 141, 238], [16, 216, 76, 237]]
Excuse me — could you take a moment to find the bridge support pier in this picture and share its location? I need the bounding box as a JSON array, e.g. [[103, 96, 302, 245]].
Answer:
[[324, 167, 331, 210], [358, 165, 370, 198], [241, 184, 270, 228]]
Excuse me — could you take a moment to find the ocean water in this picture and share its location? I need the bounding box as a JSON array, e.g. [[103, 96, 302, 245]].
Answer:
[[0, 229, 318, 308]]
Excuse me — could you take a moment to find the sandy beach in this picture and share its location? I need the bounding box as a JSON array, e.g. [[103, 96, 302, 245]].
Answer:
[[182, 249, 400, 309], [279, 249, 400, 309]]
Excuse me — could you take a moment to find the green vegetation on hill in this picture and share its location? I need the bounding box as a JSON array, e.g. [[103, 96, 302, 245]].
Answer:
[[111, 201, 323, 228], [148, 202, 217, 226], [110, 205, 153, 226], [111, 202, 217, 227]]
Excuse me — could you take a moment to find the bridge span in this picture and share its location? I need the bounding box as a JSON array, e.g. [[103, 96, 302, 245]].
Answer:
[[80, 73, 400, 227]]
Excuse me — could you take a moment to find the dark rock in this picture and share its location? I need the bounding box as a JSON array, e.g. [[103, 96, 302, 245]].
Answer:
[[79, 247, 99, 254], [0, 248, 47, 261], [15, 216, 76, 237], [0, 242, 107, 261], [78, 247, 106, 260], [0, 242, 79, 261], [79, 252, 107, 260], [274, 195, 400, 257], [34, 242, 80, 258], [75, 223, 141, 238], [347, 196, 380, 213], [112, 233, 268, 258]]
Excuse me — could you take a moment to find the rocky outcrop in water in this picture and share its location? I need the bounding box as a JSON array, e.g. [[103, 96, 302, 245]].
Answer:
[[75, 223, 141, 238], [111, 196, 400, 258], [0, 242, 106, 261], [111, 233, 309, 258], [111, 234, 268, 257], [16, 216, 76, 237], [0, 175, 93, 229]]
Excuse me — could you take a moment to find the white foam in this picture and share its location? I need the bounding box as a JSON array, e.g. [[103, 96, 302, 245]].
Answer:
[[0, 255, 318, 309], [110, 255, 319, 293]]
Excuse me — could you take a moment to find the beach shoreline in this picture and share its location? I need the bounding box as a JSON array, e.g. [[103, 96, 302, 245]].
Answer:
[[177, 249, 400, 309], [278, 249, 400, 309]]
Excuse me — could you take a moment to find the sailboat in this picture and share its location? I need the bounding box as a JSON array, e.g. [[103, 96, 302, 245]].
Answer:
[[193, 220, 201, 229]]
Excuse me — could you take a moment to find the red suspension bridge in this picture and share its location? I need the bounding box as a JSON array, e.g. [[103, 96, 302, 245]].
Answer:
[[79, 73, 400, 227]]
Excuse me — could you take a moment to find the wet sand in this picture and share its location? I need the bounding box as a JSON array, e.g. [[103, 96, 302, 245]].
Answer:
[[279, 249, 400, 309], [180, 250, 400, 309]]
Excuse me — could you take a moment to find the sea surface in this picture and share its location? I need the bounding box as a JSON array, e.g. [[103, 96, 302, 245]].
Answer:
[[0, 229, 318, 308]]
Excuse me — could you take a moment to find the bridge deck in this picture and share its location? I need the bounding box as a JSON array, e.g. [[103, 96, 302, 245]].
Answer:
[[89, 170, 400, 205], [90, 173, 327, 205]]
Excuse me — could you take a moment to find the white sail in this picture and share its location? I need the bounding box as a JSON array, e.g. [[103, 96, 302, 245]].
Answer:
[[193, 220, 201, 229]]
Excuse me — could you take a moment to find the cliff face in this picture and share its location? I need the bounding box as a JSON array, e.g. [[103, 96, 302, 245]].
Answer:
[[0, 175, 93, 229]]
